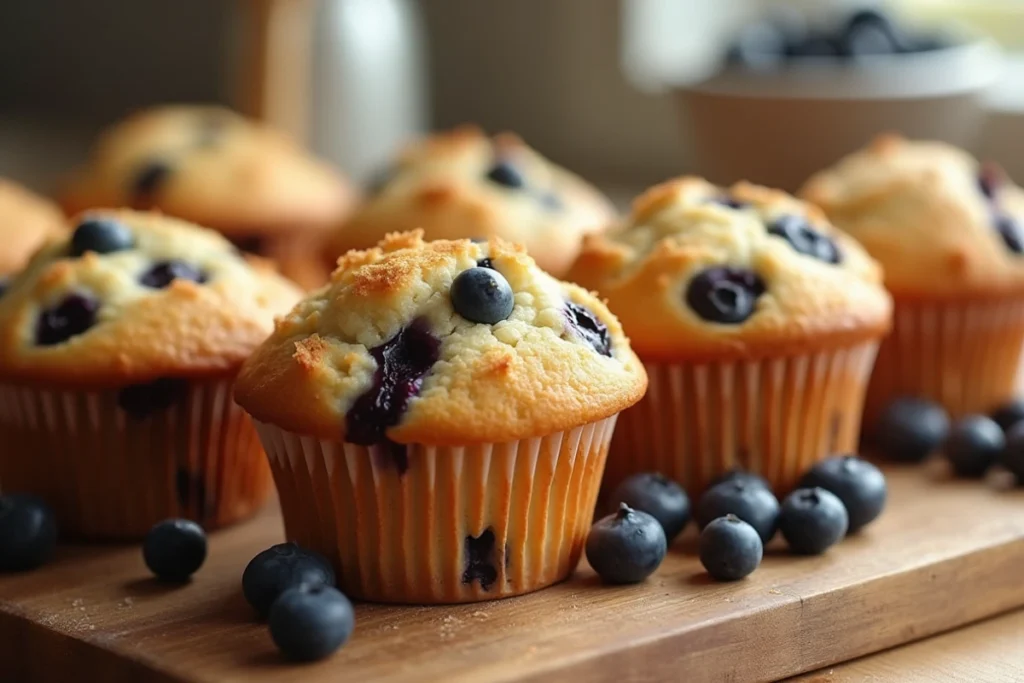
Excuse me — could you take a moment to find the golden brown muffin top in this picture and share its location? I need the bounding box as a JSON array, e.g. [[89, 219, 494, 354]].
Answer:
[[0, 210, 302, 387], [324, 125, 616, 277], [236, 231, 647, 444], [801, 134, 1024, 299], [0, 179, 67, 276], [567, 177, 892, 362], [59, 105, 356, 237]]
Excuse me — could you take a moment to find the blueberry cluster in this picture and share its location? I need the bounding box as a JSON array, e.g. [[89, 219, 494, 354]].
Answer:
[[726, 8, 951, 70], [875, 396, 1024, 484], [244, 543, 354, 662], [586, 457, 886, 584]]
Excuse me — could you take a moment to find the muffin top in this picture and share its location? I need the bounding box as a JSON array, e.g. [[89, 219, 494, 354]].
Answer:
[[0, 210, 302, 387], [236, 231, 647, 445], [801, 135, 1024, 298], [59, 105, 355, 237], [0, 179, 67, 277], [567, 177, 892, 362], [323, 126, 616, 277]]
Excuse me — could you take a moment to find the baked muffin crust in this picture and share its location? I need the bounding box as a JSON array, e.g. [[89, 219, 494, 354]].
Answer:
[[0, 179, 67, 276]]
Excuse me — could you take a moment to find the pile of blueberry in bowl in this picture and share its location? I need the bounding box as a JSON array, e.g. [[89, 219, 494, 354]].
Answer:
[[585, 455, 888, 584]]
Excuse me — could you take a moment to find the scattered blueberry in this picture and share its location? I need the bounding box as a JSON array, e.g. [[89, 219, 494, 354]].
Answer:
[[995, 215, 1024, 254], [35, 293, 99, 346], [944, 415, 1005, 478], [269, 585, 355, 662], [70, 218, 135, 256], [143, 518, 207, 581], [767, 215, 841, 264], [462, 528, 498, 590], [118, 377, 189, 419], [686, 267, 765, 325], [0, 494, 57, 572], [699, 515, 763, 581], [585, 503, 667, 584], [779, 487, 849, 555], [874, 397, 949, 462], [346, 321, 440, 447], [450, 267, 514, 325], [608, 473, 691, 543], [799, 455, 886, 534], [696, 480, 780, 544], [1001, 423, 1024, 484], [131, 160, 172, 203], [243, 543, 337, 618], [708, 469, 771, 491], [564, 301, 612, 357], [991, 398, 1024, 434], [140, 260, 207, 289], [486, 161, 526, 189]]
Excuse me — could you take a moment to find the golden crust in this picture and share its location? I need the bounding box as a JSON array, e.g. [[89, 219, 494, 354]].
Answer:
[[800, 135, 1024, 299], [0, 210, 303, 386], [236, 231, 647, 444], [59, 105, 356, 237], [323, 126, 616, 277], [0, 180, 68, 276], [566, 177, 893, 362]]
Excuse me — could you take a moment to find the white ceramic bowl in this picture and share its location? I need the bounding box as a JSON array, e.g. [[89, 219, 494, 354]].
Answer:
[[677, 38, 1003, 191]]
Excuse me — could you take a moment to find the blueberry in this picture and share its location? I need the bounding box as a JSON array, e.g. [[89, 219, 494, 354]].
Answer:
[[450, 267, 514, 325], [725, 22, 787, 70], [0, 494, 57, 572], [35, 293, 99, 346], [686, 267, 765, 325], [585, 503, 666, 584], [995, 215, 1024, 254], [564, 301, 612, 357], [346, 321, 440, 448], [838, 10, 903, 57], [243, 542, 337, 618], [991, 398, 1024, 433], [462, 528, 498, 590], [779, 487, 849, 555], [269, 585, 355, 662], [874, 397, 949, 462], [70, 218, 135, 256], [944, 415, 1005, 478], [707, 195, 748, 210], [131, 160, 172, 202], [143, 518, 207, 581], [486, 161, 526, 189], [708, 469, 771, 491], [696, 480, 780, 544], [699, 515, 763, 581], [140, 260, 207, 289], [118, 377, 189, 419], [799, 455, 886, 534], [608, 473, 691, 543], [1001, 422, 1024, 484], [767, 215, 841, 264]]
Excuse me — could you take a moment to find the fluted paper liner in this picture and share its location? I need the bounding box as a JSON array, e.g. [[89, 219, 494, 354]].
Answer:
[[605, 342, 878, 501], [864, 298, 1024, 429], [255, 416, 618, 604], [0, 376, 271, 539]]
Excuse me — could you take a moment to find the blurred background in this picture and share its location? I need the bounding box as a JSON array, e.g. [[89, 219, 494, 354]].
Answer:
[[1, 0, 1023, 200]]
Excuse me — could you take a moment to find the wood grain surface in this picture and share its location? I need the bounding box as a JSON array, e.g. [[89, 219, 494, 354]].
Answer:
[[1, 465, 1024, 683]]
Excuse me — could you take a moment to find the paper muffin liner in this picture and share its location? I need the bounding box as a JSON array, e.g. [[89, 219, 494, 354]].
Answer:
[[0, 376, 271, 540], [254, 415, 618, 604], [863, 297, 1024, 429], [604, 342, 879, 501]]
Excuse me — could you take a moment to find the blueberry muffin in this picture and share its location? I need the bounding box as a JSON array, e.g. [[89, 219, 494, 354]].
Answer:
[[0, 179, 67, 279], [236, 231, 646, 603], [801, 135, 1024, 424], [0, 210, 302, 539], [59, 105, 356, 289], [323, 126, 616, 277], [568, 177, 891, 498]]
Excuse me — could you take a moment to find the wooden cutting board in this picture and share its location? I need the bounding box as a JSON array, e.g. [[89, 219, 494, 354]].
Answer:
[[2, 465, 1023, 683]]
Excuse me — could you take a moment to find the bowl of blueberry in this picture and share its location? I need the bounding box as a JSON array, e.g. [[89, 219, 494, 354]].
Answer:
[[679, 5, 1001, 191]]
